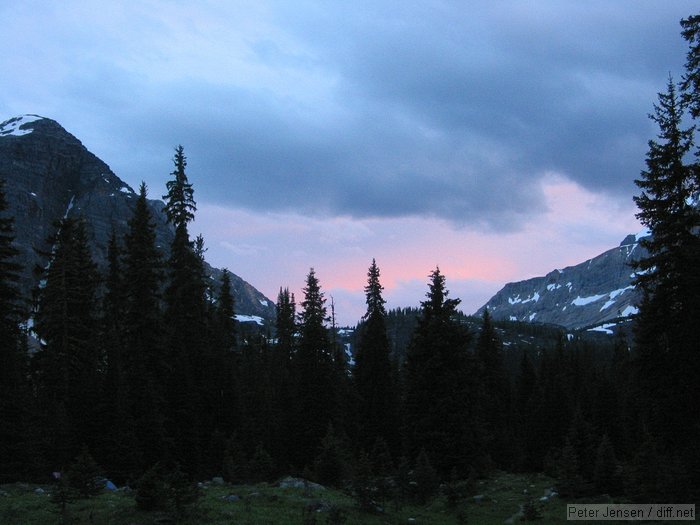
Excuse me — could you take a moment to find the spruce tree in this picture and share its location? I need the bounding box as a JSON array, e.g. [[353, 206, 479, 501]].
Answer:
[[632, 76, 700, 457], [681, 15, 700, 119], [594, 434, 622, 496], [216, 268, 237, 352], [291, 268, 335, 468], [354, 259, 398, 452], [34, 217, 101, 466], [208, 268, 238, 442], [475, 308, 512, 468], [515, 351, 544, 472], [122, 182, 166, 469], [275, 287, 296, 360], [403, 267, 480, 477], [161, 146, 208, 476], [0, 178, 22, 345], [269, 287, 295, 462], [0, 179, 31, 482], [100, 229, 141, 481]]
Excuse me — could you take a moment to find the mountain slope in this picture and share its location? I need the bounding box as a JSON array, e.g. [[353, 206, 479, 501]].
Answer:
[[476, 232, 649, 330], [0, 114, 275, 320]]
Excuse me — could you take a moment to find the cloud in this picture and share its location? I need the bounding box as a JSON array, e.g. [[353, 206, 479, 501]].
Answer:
[[193, 171, 640, 325], [1, 0, 694, 233]]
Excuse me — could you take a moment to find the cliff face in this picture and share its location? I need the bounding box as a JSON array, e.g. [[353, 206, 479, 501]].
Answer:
[[476, 233, 649, 330], [0, 115, 275, 320]]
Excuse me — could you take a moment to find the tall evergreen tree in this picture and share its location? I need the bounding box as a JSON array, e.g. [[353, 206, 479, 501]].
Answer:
[[33, 217, 101, 467], [216, 269, 237, 352], [275, 287, 296, 361], [681, 15, 700, 119], [122, 182, 167, 469], [163, 145, 196, 227], [354, 259, 398, 452], [100, 229, 141, 481], [515, 350, 543, 471], [161, 146, 208, 475], [0, 179, 31, 482], [0, 179, 22, 343], [403, 267, 481, 477], [206, 268, 239, 446], [475, 308, 512, 468], [290, 268, 336, 468], [632, 76, 700, 455]]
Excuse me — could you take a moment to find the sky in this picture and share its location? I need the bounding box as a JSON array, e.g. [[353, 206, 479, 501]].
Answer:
[[0, 1, 696, 325]]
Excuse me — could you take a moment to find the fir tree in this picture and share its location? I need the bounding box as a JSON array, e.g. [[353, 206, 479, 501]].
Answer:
[[594, 434, 622, 496], [66, 447, 103, 498], [681, 15, 700, 119], [275, 287, 296, 361], [122, 182, 166, 469], [208, 268, 239, 442], [216, 268, 237, 352], [0, 179, 31, 482], [162, 145, 196, 227], [313, 423, 349, 487], [0, 178, 22, 345], [556, 438, 584, 498], [632, 76, 700, 455], [161, 146, 208, 476], [291, 268, 336, 468], [475, 308, 512, 468], [269, 287, 295, 462], [403, 267, 480, 477], [354, 259, 399, 452], [100, 229, 141, 481], [33, 217, 101, 466]]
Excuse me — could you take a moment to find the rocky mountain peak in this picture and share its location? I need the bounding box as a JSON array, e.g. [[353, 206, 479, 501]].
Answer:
[[476, 231, 650, 331], [0, 114, 274, 321]]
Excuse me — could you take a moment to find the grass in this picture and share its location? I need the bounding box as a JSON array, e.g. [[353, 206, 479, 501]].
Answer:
[[0, 472, 682, 524]]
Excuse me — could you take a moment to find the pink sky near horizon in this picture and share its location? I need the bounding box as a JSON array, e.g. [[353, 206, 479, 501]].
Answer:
[[195, 172, 642, 326]]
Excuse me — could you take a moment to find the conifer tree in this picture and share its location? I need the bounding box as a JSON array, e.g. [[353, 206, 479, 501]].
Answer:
[[161, 146, 208, 475], [100, 229, 141, 481], [0, 178, 22, 346], [269, 287, 295, 462], [354, 259, 398, 452], [34, 217, 101, 465], [632, 76, 700, 456], [291, 268, 336, 468], [681, 15, 700, 118], [207, 268, 239, 442], [475, 308, 512, 468], [216, 269, 237, 352], [122, 182, 166, 469], [594, 434, 622, 496], [403, 267, 480, 477], [515, 351, 544, 471], [275, 287, 296, 361], [0, 179, 31, 482]]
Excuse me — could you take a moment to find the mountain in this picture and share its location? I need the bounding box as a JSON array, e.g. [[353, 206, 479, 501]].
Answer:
[[0, 114, 275, 321], [476, 231, 650, 330]]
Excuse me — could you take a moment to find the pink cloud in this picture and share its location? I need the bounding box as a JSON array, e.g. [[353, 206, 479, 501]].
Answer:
[[195, 173, 641, 325]]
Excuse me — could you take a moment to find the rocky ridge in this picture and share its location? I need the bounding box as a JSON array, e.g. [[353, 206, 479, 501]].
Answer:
[[476, 231, 650, 331], [0, 114, 275, 321]]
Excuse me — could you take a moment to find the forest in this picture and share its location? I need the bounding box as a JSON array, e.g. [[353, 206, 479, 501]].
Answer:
[[1, 12, 699, 524]]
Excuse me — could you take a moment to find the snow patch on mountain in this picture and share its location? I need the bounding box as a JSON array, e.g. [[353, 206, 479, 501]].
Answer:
[[508, 291, 540, 304], [477, 232, 648, 330], [571, 294, 606, 306], [0, 115, 44, 137], [235, 314, 265, 325]]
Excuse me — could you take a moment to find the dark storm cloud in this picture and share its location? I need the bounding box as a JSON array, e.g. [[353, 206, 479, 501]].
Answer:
[[269, 0, 688, 195], [1, 1, 695, 231]]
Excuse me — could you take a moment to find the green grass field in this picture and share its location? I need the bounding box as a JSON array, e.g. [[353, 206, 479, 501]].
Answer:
[[0, 472, 680, 524]]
